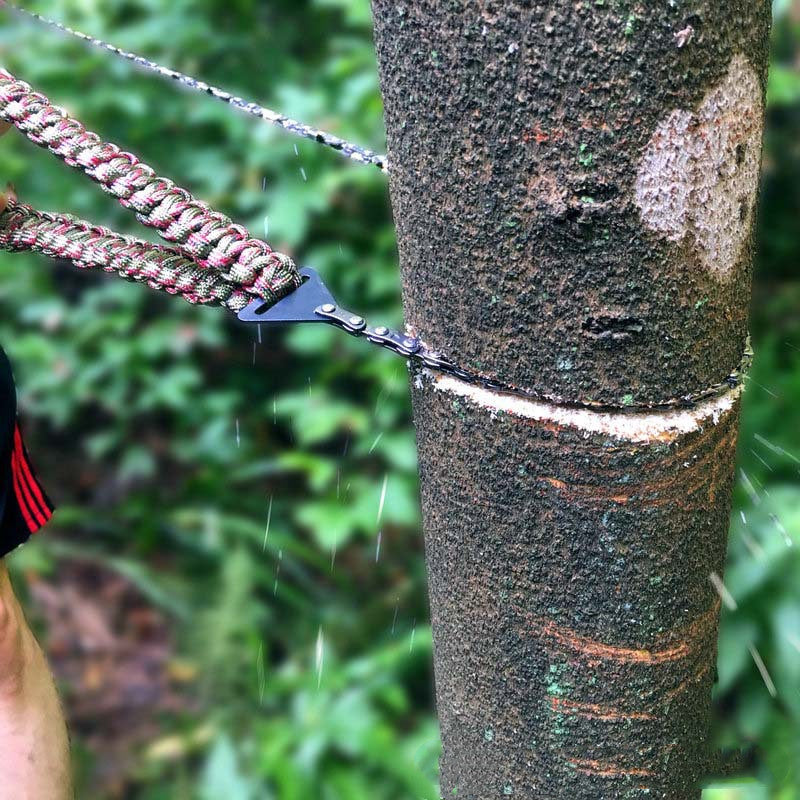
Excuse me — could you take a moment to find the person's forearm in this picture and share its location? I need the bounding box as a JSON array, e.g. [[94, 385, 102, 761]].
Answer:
[[0, 561, 72, 800]]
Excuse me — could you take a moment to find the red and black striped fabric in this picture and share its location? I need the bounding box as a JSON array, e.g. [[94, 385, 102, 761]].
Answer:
[[0, 346, 54, 557]]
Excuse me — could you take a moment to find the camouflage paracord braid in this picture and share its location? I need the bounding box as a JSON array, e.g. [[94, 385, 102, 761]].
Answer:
[[0, 67, 302, 307], [0, 201, 250, 311]]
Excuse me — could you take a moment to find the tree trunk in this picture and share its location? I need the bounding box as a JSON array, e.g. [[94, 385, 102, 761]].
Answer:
[[371, 2, 771, 799]]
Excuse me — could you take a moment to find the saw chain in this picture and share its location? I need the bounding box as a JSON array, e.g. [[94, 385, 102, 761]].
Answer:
[[238, 268, 751, 413]]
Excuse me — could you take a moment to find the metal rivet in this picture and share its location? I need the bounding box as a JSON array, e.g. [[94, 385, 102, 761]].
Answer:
[[349, 315, 364, 326], [320, 303, 335, 313], [375, 326, 389, 335], [403, 338, 416, 347]]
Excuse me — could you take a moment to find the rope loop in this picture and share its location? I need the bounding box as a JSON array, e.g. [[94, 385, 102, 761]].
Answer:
[[0, 201, 251, 311], [0, 67, 302, 308]]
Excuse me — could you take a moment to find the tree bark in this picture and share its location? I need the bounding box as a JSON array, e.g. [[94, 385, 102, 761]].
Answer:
[[371, 2, 771, 799]]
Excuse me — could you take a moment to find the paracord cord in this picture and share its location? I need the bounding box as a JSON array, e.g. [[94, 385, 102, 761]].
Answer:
[[2, 2, 389, 173], [0, 67, 301, 306], [0, 201, 250, 311]]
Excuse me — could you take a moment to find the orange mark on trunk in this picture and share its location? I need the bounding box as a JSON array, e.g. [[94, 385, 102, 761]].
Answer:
[[664, 662, 713, 702], [522, 123, 553, 143], [568, 758, 655, 778], [533, 410, 739, 511], [538, 418, 737, 511], [537, 620, 689, 662], [550, 697, 654, 721], [541, 476, 630, 504], [530, 599, 720, 664]]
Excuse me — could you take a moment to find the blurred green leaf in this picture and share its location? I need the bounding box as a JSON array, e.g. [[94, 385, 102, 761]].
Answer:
[[200, 734, 260, 800]]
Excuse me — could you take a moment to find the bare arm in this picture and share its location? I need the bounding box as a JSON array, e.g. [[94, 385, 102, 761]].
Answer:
[[0, 561, 72, 800], [0, 122, 72, 797]]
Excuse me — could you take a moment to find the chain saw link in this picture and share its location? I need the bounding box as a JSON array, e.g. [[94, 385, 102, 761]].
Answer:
[[237, 269, 751, 411]]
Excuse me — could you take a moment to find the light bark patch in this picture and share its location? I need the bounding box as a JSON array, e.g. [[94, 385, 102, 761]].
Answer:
[[635, 54, 763, 278]]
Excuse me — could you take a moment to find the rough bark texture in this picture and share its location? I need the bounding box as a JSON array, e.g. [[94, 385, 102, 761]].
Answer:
[[371, 1, 771, 798], [411, 376, 739, 798], [372, 0, 770, 406]]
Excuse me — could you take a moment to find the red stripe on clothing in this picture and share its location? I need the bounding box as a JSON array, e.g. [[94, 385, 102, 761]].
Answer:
[[11, 448, 40, 532], [13, 425, 52, 523], [13, 447, 47, 529]]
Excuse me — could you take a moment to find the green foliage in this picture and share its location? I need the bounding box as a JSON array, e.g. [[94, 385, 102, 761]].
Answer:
[[0, 1, 798, 798], [1, 1, 433, 797]]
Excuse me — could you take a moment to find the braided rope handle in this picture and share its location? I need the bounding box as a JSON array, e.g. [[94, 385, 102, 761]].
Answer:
[[0, 201, 250, 310], [0, 67, 301, 305]]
